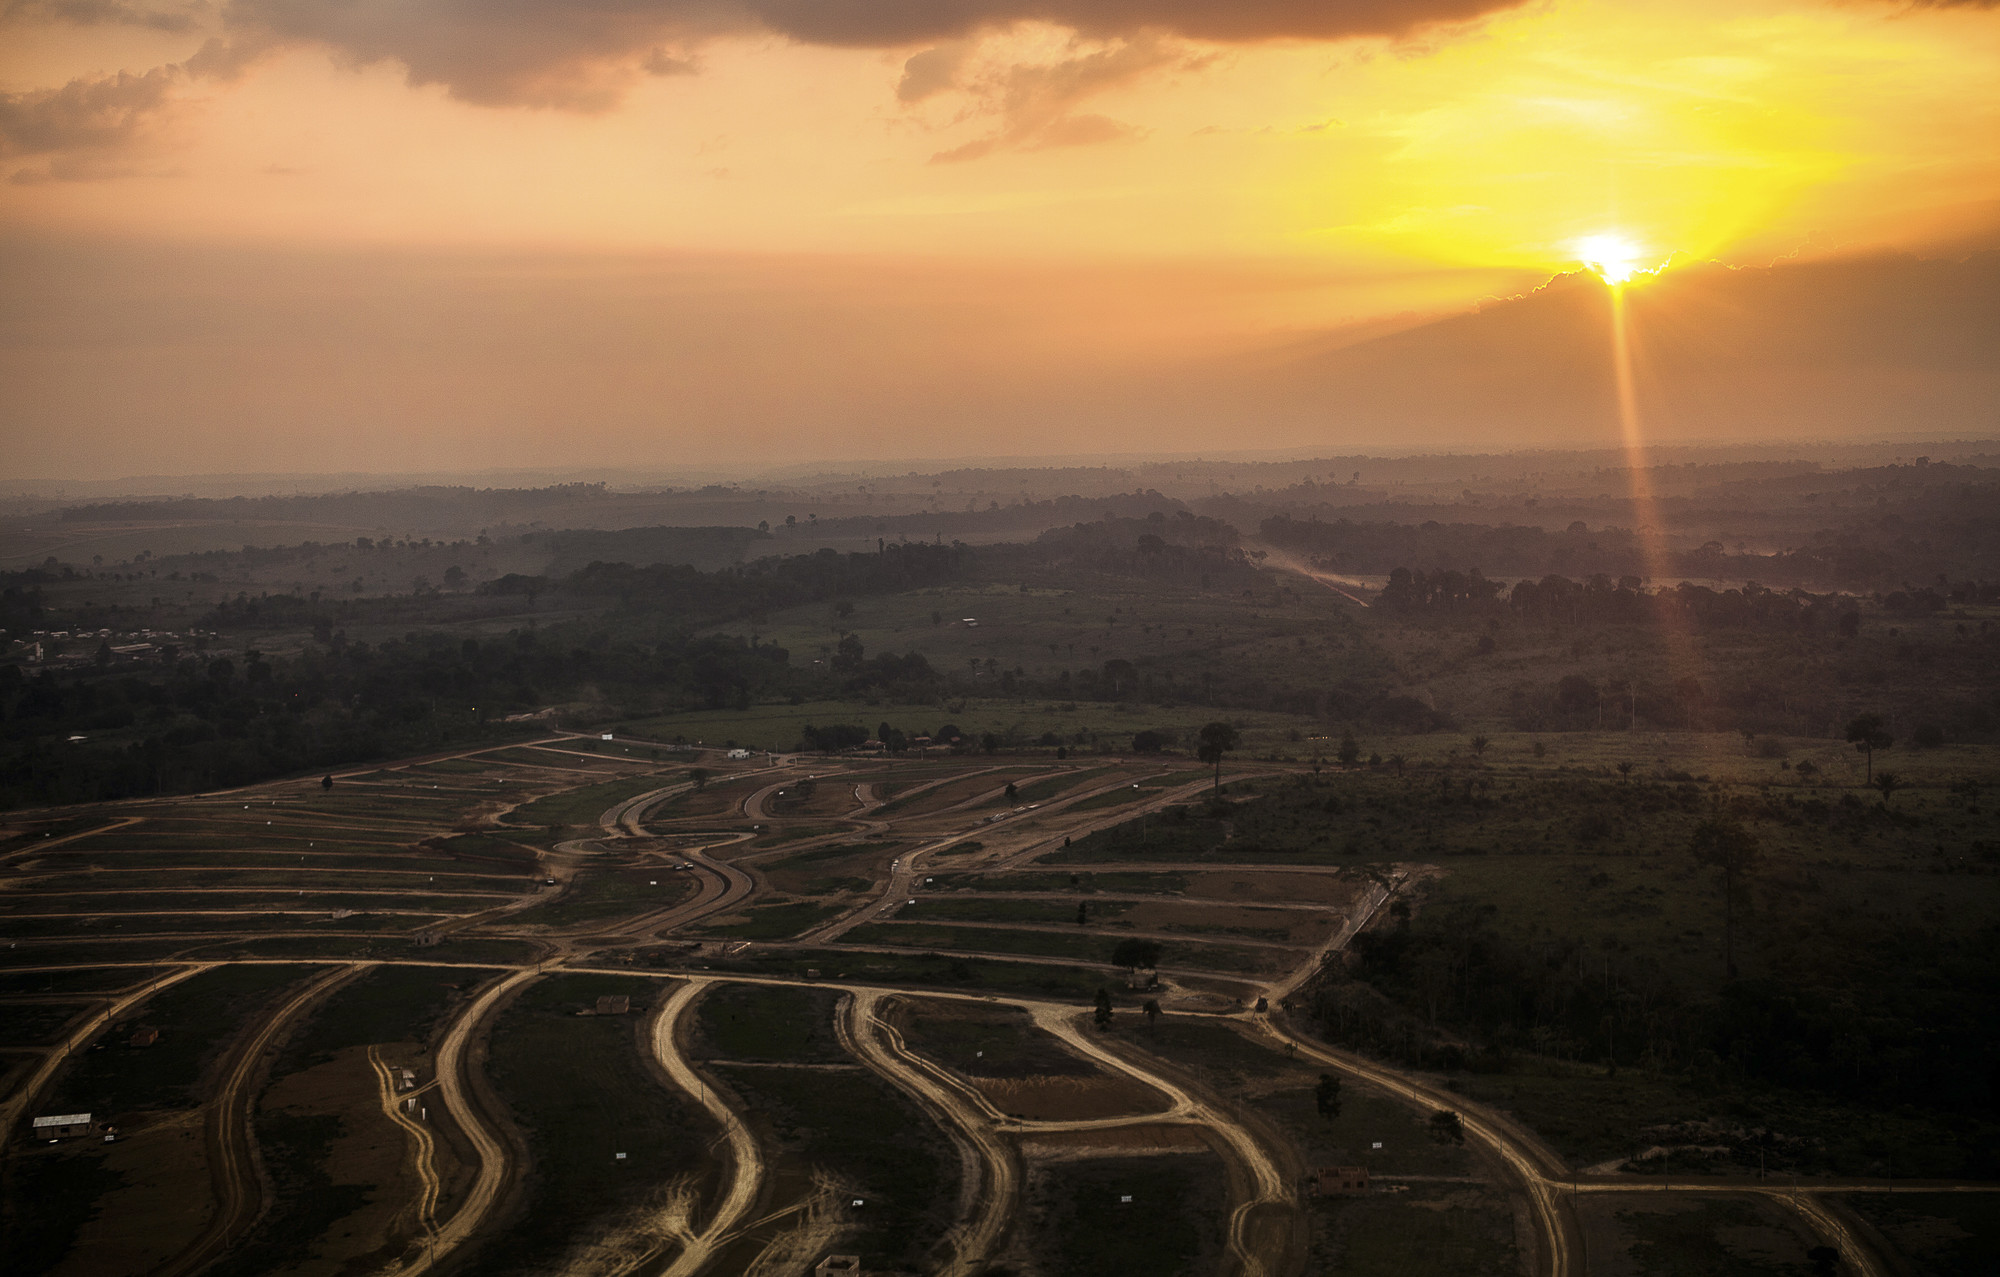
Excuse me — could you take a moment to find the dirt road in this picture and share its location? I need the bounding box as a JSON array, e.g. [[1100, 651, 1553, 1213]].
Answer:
[[651, 977, 764, 1277], [402, 967, 542, 1276], [154, 961, 368, 1277], [0, 961, 213, 1139], [837, 989, 1016, 1277]]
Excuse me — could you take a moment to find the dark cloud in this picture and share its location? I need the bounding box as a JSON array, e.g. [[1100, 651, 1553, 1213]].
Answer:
[[211, 0, 1517, 110], [0, 65, 178, 157], [2, 0, 204, 32], [742, 0, 1511, 47]]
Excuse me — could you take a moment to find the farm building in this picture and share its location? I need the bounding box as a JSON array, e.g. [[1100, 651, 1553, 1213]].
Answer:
[[595, 995, 630, 1016], [33, 1113, 93, 1139], [1311, 1165, 1369, 1195], [128, 1028, 159, 1047]]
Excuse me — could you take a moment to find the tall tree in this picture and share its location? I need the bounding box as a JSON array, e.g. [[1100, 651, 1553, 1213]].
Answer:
[[1093, 987, 1114, 1029], [1315, 1073, 1343, 1121], [1845, 713, 1892, 784], [1197, 721, 1240, 792], [1689, 816, 1760, 979]]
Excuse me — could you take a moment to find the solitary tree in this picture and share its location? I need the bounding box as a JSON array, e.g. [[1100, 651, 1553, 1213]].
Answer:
[[1198, 721, 1240, 791], [1874, 771, 1904, 805], [1075, 901, 1089, 926], [1845, 713, 1893, 784], [1315, 1073, 1343, 1121], [1093, 987, 1114, 1029], [1112, 938, 1162, 973], [1338, 733, 1360, 766], [320, 774, 334, 791], [1005, 781, 1018, 800], [689, 767, 710, 792], [1616, 761, 1634, 780], [1470, 735, 1490, 758], [1428, 1110, 1465, 1145], [1142, 999, 1161, 1033], [1689, 817, 1760, 978]]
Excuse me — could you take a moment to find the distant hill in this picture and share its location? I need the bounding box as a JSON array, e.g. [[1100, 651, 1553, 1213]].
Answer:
[[1230, 250, 2000, 445]]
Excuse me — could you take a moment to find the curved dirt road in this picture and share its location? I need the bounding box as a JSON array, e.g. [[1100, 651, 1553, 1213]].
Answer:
[[0, 961, 213, 1139], [651, 977, 765, 1277], [837, 989, 1014, 1277], [397, 967, 543, 1276], [155, 961, 369, 1277]]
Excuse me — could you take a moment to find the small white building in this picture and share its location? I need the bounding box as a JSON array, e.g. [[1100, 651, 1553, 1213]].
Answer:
[[33, 1113, 92, 1139]]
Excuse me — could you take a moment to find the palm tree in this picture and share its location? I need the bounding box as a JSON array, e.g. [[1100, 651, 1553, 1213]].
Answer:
[[1197, 721, 1240, 791], [1689, 817, 1760, 978], [1874, 772, 1904, 805]]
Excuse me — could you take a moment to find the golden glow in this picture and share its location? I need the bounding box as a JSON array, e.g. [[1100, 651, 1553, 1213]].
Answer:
[[1576, 233, 1650, 284]]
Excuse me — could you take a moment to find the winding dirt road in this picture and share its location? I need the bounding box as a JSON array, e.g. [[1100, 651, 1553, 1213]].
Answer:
[[649, 977, 766, 1277], [155, 961, 368, 1277]]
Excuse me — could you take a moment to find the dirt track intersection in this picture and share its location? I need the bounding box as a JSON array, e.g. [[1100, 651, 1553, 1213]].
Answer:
[[2, 734, 1989, 1276]]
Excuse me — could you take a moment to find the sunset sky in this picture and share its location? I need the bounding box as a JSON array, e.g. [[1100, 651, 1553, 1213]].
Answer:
[[4, 0, 1997, 478]]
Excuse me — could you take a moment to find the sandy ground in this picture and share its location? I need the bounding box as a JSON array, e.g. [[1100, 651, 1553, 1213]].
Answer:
[[975, 1074, 1173, 1122], [1018, 1123, 1215, 1155]]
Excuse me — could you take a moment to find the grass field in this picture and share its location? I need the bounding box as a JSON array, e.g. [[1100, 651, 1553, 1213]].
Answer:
[[1024, 1155, 1228, 1277], [1312, 1182, 1520, 1277], [688, 900, 848, 939], [842, 920, 1288, 974], [1845, 1192, 2000, 1277], [686, 946, 1119, 1002], [709, 1055, 960, 1272], [501, 773, 679, 831], [479, 973, 710, 1275], [891, 997, 1096, 1078], [44, 963, 313, 1115], [693, 983, 848, 1062]]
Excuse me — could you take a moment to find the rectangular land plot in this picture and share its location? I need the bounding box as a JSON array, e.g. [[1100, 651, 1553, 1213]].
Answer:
[[477, 973, 711, 1276], [1021, 1154, 1230, 1277]]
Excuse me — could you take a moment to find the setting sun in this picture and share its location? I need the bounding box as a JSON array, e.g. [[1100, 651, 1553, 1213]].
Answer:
[[1576, 233, 1651, 284]]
